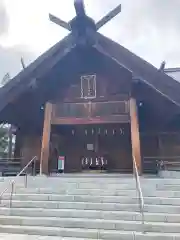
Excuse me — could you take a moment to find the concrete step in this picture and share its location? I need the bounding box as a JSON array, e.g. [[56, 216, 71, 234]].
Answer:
[[23, 175, 180, 183], [0, 216, 143, 232], [2, 200, 180, 214], [0, 224, 180, 239], [3, 175, 180, 185], [13, 187, 180, 198], [1, 207, 180, 223], [6, 177, 180, 190], [0, 200, 140, 211], [1, 216, 180, 233], [1, 175, 180, 238], [3, 177, 180, 193], [3, 175, 180, 184], [19, 182, 180, 191], [0, 233, 98, 240], [2, 194, 180, 205]]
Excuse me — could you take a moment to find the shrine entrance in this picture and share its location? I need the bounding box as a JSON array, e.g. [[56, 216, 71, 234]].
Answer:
[[50, 124, 133, 173]]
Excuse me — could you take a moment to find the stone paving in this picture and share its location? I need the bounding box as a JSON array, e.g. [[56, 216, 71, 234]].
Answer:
[[0, 234, 82, 240]]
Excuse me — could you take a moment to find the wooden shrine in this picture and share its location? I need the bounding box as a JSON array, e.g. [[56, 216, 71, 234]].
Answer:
[[1, 1, 180, 175]]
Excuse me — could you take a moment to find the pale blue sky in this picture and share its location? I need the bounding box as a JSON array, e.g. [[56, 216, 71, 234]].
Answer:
[[0, 0, 180, 80]]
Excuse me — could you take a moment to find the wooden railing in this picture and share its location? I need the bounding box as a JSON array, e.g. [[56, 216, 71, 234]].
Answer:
[[143, 156, 180, 174], [53, 101, 129, 118], [0, 158, 22, 176]]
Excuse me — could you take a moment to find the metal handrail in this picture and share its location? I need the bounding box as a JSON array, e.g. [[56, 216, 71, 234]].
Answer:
[[133, 156, 145, 231], [0, 156, 37, 207]]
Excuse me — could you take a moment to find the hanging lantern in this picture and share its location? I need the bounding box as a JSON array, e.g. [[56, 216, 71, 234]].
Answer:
[[101, 157, 104, 166], [105, 129, 108, 135], [120, 128, 123, 135], [72, 129, 75, 135], [92, 129, 94, 135], [85, 157, 88, 165], [113, 129, 115, 135], [81, 157, 85, 166], [85, 129, 88, 135]]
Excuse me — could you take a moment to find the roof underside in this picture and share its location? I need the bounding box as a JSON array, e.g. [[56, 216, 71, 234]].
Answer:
[[165, 68, 180, 83], [95, 34, 180, 107], [0, 32, 180, 113]]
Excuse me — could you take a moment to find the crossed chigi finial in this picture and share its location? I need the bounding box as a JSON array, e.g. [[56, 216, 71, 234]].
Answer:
[[49, 0, 121, 32]]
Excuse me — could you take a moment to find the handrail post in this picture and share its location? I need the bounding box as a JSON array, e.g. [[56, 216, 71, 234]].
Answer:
[[0, 156, 37, 208], [24, 173, 28, 188], [33, 159, 36, 176]]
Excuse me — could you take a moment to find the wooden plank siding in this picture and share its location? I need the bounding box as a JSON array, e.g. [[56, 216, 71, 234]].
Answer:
[[51, 101, 130, 125], [40, 102, 53, 174]]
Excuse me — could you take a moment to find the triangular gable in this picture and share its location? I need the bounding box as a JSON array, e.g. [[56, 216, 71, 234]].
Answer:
[[1, 31, 180, 113], [95, 33, 180, 107], [0, 34, 75, 112]]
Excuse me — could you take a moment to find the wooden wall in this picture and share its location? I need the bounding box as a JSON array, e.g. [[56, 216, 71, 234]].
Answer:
[[20, 134, 41, 168], [11, 51, 134, 174], [141, 132, 180, 173], [49, 124, 132, 173], [4, 47, 180, 175], [159, 133, 180, 157], [51, 70, 131, 125]]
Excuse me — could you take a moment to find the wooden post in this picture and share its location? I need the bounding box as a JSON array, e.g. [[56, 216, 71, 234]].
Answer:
[[130, 98, 142, 175], [40, 102, 53, 175]]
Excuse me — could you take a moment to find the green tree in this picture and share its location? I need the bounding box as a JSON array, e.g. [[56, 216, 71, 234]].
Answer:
[[0, 124, 8, 158]]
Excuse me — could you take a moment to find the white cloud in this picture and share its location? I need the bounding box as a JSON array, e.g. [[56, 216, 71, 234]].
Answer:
[[0, 0, 180, 81], [0, 0, 8, 36], [2, 0, 73, 53]]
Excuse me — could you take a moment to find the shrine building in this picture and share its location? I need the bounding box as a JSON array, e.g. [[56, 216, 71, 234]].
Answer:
[[0, 1, 180, 175]]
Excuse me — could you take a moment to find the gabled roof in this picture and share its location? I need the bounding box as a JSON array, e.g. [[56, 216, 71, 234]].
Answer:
[[0, 34, 75, 111], [95, 33, 180, 107], [164, 68, 180, 83], [1, 30, 180, 113]]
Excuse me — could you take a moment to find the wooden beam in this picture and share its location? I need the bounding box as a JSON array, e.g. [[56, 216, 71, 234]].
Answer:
[[49, 14, 71, 31], [159, 61, 166, 71], [51, 115, 130, 125], [96, 4, 121, 30], [130, 98, 142, 175], [40, 102, 53, 175], [74, 0, 86, 16]]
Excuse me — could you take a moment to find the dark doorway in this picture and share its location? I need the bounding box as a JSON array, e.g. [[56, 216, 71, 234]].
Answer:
[[49, 124, 133, 173]]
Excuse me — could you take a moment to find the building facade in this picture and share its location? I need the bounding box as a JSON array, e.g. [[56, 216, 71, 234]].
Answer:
[[1, 2, 180, 175]]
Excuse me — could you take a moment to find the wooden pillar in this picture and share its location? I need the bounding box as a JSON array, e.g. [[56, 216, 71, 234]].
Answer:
[[40, 102, 53, 175], [130, 98, 142, 175]]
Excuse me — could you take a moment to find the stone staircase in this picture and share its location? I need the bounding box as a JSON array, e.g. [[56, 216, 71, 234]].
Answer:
[[0, 174, 180, 239]]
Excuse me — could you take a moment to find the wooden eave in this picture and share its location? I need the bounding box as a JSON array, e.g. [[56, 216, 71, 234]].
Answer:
[[0, 34, 75, 112], [0, 31, 180, 114], [164, 68, 180, 73], [95, 33, 180, 107]]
